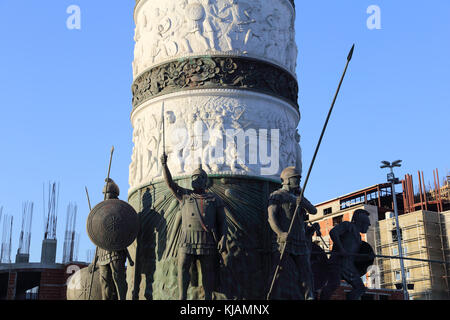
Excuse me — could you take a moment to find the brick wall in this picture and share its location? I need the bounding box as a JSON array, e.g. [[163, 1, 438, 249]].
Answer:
[[38, 263, 88, 300], [0, 262, 89, 300], [39, 268, 66, 300], [7, 272, 17, 300]]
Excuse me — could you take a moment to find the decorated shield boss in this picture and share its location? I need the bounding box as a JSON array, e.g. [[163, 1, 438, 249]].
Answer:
[[354, 241, 375, 277], [87, 199, 138, 251], [67, 267, 102, 300]]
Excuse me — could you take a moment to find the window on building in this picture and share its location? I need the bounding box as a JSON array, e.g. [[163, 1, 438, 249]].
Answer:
[[332, 215, 343, 226], [25, 286, 39, 300], [391, 228, 403, 242], [394, 269, 410, 281], [392, 247, 407, 256], [323, 207, 332, 215]]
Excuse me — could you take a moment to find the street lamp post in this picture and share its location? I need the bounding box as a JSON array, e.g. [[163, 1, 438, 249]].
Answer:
[[380, 160, 409, 300]]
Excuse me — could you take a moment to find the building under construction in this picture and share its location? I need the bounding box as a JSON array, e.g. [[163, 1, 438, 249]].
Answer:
[[0, 248, 87, 300], [0, 183, 87, 300], [311, 169, 450, 300]]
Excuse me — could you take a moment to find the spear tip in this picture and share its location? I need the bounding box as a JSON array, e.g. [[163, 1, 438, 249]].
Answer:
[[347, 44, 355, 61]]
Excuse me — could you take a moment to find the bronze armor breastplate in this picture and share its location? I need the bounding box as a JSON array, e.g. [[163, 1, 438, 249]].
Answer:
[[279, 192, 306, 241], [181, 195, 217, 232]]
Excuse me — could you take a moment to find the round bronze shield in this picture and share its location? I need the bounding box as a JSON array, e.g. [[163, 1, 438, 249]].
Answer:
[[87, 199, 138, 251], [66, 267, 102, 300], [354, 241, 375, 277]]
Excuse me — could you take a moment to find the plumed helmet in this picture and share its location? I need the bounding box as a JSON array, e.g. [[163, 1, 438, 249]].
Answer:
[[102, 178, 120, 197], [191, 165, 207, 180], [280, 166, 301, 185]]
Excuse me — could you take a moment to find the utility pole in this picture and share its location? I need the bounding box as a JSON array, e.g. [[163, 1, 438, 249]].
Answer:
[[380, 160, 408, 300]]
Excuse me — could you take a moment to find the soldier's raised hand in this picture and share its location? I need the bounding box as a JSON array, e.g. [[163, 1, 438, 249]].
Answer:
[[160, 153, 168, 166], [279, 232, 289, 243]]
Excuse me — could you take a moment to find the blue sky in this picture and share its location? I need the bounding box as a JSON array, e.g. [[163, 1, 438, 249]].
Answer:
[[0, 1, 448, 264]]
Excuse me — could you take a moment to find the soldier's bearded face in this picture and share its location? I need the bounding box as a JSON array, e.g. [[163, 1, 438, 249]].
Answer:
[[191, 174, 206, 190], [288, 176, 301, 190]]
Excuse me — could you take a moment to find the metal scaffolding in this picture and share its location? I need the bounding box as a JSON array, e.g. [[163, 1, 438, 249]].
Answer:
[[17, 202, 34, 255], [0, 213, 13, 264], [374, 212, 449, 300], [43, 182, 59, 240], [62, 203, 78, 263], [402, 169, 449, 214]]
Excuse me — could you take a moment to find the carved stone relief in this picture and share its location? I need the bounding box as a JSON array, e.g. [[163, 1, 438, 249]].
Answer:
[[128, 90, 301, 192], [131, 56, 298, 110], [133, 0, 297, 78]]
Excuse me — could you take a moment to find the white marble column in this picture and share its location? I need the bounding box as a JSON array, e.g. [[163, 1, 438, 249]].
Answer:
[[129, 0, 301, 194]]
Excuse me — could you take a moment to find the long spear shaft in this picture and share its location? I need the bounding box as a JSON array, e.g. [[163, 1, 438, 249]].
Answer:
[[267, 44, 355, 300], [86, 186, 96, 300], [162, 102, 165, 155], [104, 146, 115, 203], [88, 146, 115, 300], [85, 187, 92, 211]]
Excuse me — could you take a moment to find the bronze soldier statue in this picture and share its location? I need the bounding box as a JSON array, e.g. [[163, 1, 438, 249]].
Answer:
[[161, 153, 227, 300], [88, 178, 134, 300], [268, 166, 318, 300], [319, 209, 372, 300]]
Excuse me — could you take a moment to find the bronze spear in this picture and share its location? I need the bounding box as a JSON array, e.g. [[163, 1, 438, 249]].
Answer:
[[88, 146, 115, 300], [162, 102, 165, 156], [85, 186, 92, 211], [267, 44, 355, 300]]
